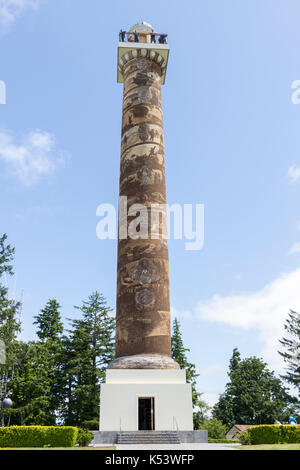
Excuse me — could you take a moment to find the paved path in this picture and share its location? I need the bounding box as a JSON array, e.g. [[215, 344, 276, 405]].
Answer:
[[115, 443, 238, 450]]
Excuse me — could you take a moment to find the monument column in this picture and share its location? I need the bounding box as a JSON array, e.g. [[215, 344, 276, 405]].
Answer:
[[99, 23, 195, 437], [109, 23, 178, 370]]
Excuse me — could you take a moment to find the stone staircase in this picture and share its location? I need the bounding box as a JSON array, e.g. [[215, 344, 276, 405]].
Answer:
[[117, 431, 181, 445]]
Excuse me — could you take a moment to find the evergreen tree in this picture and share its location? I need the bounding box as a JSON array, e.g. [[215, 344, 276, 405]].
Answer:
[[0, 235, 21, 348], [171, 317, 209, 427], [32, 299, 64, 424], [213, 348, 294, 428], [8, 300, 65, 425], [62, 292, 115, 426], [34, 299, 63, 342], [60, 334, 76, 425], [278, 310, 300, 396], [171, 317, 199, 405], [0, 234, 21, 426], [0, 234, 14, 277], [8, 341, 54, 425]]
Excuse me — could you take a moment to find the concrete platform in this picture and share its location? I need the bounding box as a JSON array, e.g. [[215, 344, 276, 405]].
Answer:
[[91, 430, 208, 446], [115, 443, 237, 450]]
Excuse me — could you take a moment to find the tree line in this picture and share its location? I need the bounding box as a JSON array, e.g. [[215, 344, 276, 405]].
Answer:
[[0, 233, 299, 433], [0, 234, 115, 427]]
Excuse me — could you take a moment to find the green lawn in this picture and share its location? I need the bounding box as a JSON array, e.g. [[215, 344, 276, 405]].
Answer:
[[0, 447, 115, 451], [236, 444, 300, 451]]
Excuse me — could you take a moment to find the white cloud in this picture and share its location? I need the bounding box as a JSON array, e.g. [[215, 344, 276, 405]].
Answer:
[[175, 269, 300, 372], [0, 128, 68, 186], [0, 0, 41, 33], [289, 242, 300, 255], [287, 165, 300, 184]]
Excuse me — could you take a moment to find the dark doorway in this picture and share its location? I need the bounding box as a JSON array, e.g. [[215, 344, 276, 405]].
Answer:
[[138, 397, 155, 430]]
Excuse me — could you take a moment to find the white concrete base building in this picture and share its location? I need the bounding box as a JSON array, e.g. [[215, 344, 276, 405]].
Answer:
[[100, 370, 193, 432]]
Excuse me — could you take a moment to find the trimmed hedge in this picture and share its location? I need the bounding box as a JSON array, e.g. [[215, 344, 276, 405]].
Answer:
[[248, 425, 300, 445], [0, 426, 78, 448]]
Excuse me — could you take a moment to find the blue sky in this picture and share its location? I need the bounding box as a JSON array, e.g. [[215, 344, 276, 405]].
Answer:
[[0, 0, 300, 408]]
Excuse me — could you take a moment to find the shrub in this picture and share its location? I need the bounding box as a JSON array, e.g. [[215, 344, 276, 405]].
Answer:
[[239, 431, 251, 445], [82, 419, 99, 430], [280, 425, 300, 443], [77, 428, 94, 447], [248, 425, 300, 445], [0, 426, 78, 448]]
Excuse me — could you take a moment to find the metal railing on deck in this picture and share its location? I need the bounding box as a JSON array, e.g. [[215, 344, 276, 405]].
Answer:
[[119, 31, 168, 45], [173, 416, 179, 431]]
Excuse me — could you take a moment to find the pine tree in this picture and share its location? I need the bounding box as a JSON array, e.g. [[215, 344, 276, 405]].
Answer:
[[0, 234, 14, 277], [62, 292, 115, 426], [34, 299, 63, 342], [0, 235, 21, 348], [0, 234, 21, 427], [171, 317, 199, 405], [31, 299, 64, 424], [8, 300, 65, 425], [171, 318, 191, 367], [8, 341, 55, 425], [0, 234, 21, 426], [171, 317, 209, 427], [278, 310, 300, 396]]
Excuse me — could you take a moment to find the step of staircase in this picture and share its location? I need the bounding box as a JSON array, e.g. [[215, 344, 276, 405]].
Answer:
[[117, 431, 181, 444]]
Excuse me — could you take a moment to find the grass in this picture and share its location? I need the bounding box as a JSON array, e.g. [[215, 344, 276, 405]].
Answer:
[[235, 444, 300, 451], [0, 447, 116, 451]]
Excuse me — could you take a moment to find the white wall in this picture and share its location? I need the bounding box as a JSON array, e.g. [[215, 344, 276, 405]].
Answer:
[[106, 369, 187, 384], [100, 370, 193, 431]]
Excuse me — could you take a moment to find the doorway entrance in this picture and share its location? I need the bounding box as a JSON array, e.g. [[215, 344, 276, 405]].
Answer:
[[138, 397, 155, 430]]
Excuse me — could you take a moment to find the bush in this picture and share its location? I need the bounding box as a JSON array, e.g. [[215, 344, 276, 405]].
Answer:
[[248, 425, 300, 445], [82, 419, 99, 430], [0, 426, 78, 448], [280, 425, 300, 443], [239, 431, 251, 445], [76, 428, 94, 447]]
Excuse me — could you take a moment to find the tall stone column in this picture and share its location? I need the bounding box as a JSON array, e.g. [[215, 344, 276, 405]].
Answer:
[[109, 45, 178, 370], [99, 23, 194, 435]]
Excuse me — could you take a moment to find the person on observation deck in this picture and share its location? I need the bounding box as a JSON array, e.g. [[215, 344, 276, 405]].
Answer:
[[134, 31, 139, 42], [158, 34, 167, 44], [119, 29, 125, 42], [151, 30, 156, 43]]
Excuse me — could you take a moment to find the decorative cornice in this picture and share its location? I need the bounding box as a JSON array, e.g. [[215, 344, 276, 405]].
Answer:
[[118, 48, 167, 79]]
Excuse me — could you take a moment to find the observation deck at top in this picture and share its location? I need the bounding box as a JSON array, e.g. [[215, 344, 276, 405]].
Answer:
[[117, 21, 170, 85]]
